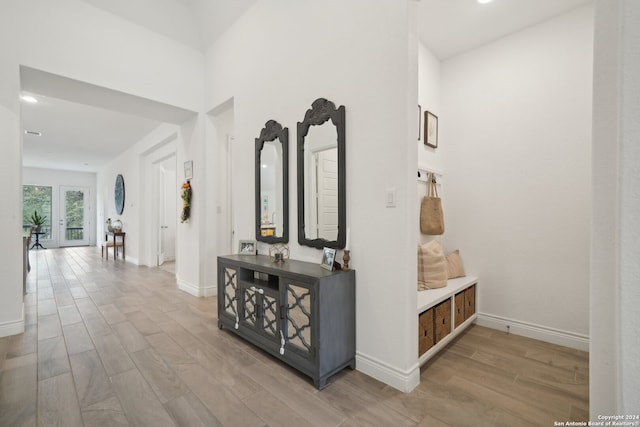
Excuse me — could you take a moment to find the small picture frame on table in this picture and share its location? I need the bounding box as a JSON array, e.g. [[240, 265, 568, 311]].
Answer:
[[320, 247, 336, 271], [238, 240, 256, 255], [424, 111, 438, 149]]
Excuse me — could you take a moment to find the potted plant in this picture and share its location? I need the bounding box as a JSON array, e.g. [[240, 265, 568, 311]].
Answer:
[[30, 210, 47, 232]]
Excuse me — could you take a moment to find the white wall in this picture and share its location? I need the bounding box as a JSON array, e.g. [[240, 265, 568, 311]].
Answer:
[[0, 0, 204, 336], [418, 43, 444, 173], [208, 102, 235, 291], [441, 5, 593, 348], [205, 0, 420, 390], [23, 167, 98, 247], [0, 104, 23, 337], [591, 0, 640, 414], [417, 43, 446, 247]]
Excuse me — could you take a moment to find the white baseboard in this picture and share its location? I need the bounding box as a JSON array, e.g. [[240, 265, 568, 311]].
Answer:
[[476, 312, 589, 351], [0, 304, 25, 338], [355, 351, 420, 393], [177, 279, 216, 298], [124, 256, 140, 265], [202, 285, 217, 297]]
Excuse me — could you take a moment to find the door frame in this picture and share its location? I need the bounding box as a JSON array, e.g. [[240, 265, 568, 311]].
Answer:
[[155, 156, 177, 266], [151, 153, 177, 267], [140, 132, 177, 268]]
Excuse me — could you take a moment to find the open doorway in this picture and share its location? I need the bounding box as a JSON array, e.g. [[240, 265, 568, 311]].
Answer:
[[156, 155, 177, 269], [140, 132, 178, 270]]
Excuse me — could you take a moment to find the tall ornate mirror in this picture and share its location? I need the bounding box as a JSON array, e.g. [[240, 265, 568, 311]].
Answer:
[[297, 98, 346, 249], [255, 120, 289, 243]]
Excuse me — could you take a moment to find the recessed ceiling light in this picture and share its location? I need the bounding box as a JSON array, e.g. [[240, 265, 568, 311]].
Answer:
[[478, 0, 494, 3], [21, 95, 38, 103], [24, 130, 42, 136]]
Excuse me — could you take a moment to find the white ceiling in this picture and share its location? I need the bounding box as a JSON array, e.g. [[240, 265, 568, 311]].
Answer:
[[22, 95, 161, 173], [21, 67, 196, 173], [417, 0, 593, 60], [22, 0, 593, 173], [81, 0, 259, 51]]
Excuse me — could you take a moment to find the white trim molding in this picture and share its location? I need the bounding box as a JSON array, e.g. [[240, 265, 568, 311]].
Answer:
[[0, 304, 25, 338], [476, 312, 589, 351], [355, 351, 420, 393], [177, 279, 216, 298]]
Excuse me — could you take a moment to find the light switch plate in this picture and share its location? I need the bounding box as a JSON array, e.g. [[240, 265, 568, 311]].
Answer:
[[386, 188, 396, 207]]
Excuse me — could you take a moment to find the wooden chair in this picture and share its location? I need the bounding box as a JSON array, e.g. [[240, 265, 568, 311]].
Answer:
[[101, 233, 125, 260]]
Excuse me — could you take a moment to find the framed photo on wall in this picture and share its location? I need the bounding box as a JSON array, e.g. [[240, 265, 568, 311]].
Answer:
[[424, 111, 438, 149]]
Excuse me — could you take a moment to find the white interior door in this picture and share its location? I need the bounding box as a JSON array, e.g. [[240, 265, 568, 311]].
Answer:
[[157, 167, 165, 266], [212, 103, 235, 256], [157, 157, 176, 266], [316, 147, 338, 240], [59, 186, 90, 247], [227, 134, 236, 252], [160, 165, 176, 264]]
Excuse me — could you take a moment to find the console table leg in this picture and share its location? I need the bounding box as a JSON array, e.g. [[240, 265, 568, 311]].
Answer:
[[314, 376, 328, 390]]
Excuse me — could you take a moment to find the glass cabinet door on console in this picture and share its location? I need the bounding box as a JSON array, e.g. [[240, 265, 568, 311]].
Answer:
[[239, 281, 280, 341], [219, 266, 239, 328], [282, 280, 315, 360]]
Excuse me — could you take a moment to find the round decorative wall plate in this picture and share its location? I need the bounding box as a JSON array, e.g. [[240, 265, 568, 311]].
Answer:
[[115, 174, 125, 215]]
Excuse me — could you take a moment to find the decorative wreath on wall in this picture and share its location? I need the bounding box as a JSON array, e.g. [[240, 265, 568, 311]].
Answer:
[[181, 180, 192, 223]]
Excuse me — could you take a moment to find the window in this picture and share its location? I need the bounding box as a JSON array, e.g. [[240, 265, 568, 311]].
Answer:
[[23, 185, 52, 239]]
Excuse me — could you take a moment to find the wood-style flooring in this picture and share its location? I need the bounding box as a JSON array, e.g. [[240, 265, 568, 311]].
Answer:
[[0, 247, 589, 426]]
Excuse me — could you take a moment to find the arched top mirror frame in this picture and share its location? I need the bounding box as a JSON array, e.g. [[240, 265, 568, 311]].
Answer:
[[255, 119, 289, 244], [297, 98, 346, 249]]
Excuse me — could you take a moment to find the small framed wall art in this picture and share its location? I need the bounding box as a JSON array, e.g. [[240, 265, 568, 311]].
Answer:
[[424, 111, 438, 149]]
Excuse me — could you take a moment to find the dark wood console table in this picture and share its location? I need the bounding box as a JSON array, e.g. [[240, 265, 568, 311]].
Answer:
[[218, 254, 356, 389]]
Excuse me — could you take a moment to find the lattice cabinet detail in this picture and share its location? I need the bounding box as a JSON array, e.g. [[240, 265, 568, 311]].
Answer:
[[218, 255, 356, 389]]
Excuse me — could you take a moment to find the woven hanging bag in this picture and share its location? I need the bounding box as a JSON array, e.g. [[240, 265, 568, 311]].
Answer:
[[420, 172, 444, 235]]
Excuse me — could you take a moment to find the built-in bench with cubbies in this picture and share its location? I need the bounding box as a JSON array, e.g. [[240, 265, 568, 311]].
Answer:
[[417, 276, 478, 364]]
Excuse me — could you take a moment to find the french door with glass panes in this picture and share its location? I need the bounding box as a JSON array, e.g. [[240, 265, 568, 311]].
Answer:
[[59, 186, 90, 247]]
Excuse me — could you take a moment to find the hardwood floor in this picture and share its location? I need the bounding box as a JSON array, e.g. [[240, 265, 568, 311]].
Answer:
[[0, 247, 589, 426]]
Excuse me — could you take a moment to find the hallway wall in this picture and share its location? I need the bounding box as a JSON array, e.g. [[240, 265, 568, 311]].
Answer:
[[205, 0, 420, 390]]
